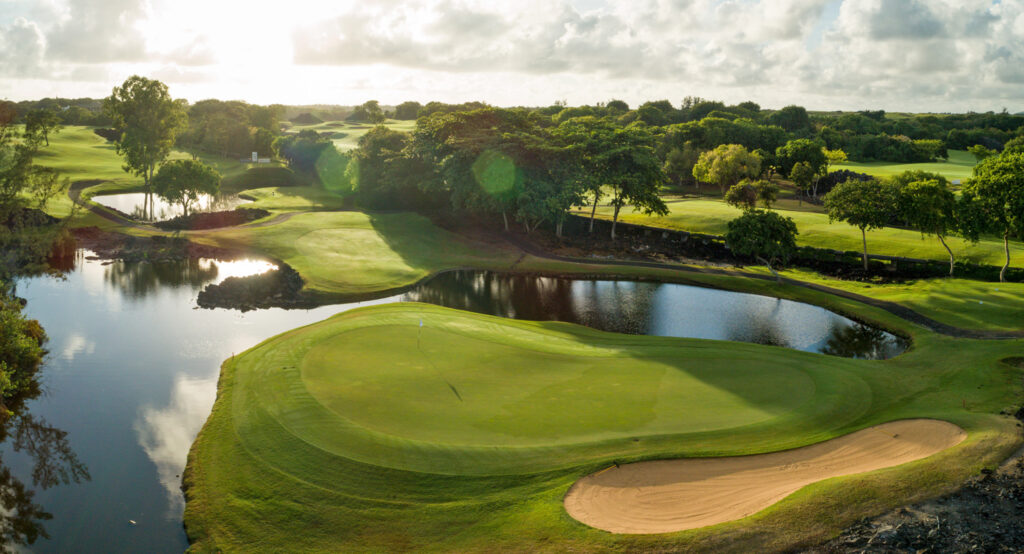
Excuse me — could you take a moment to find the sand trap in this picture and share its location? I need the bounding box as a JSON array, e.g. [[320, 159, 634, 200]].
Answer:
[[564, 419, 965, 534]]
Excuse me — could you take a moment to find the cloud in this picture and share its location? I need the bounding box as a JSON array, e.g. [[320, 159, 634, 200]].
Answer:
[[46, 0, 150, 63], [0, 17, 47, 77]]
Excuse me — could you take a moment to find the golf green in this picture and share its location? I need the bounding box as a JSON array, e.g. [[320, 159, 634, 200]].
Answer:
[[186, 301, 1023, 552]]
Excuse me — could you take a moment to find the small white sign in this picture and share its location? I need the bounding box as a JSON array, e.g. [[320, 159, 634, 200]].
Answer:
[[252, 152, 258, 162]]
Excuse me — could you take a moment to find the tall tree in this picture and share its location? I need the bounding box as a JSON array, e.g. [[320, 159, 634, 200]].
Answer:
[[790, 161, 815, 204], [151, 159, 221, 218], [824, 179, 897, 271], [601, 126, 668, 239], [898, 179, 958, 276], [22, 110, 62, 147], [103, 76, 187, 219], [960, 152, 1024, 282], [692, 144, 761, 196]]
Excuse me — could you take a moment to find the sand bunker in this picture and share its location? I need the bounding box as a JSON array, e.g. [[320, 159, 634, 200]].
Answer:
[[564, 419, 966, 534]]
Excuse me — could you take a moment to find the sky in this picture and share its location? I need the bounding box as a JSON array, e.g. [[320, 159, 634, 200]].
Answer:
[[0, 0, 1021, 112]]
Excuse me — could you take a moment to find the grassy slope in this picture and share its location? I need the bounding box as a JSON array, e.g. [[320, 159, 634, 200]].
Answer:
[[184, 302, 1024, 552], [287, 119, 417, 151], [590, 198, 1024, 267], [193, 211, 520, 296], [833, 149, 977, 181]]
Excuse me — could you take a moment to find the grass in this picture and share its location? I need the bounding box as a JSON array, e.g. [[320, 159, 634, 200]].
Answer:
[[776, 269, 1024, 333], [33, 126, 251, 189], [588, 198, 1024, 268], [184, 302, 1024, 552], [833, 149, 977, 181], [286, 119, 417, 151], [193, 211, 521, 296]]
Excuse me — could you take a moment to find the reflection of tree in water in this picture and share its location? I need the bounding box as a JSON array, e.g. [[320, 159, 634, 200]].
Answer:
[[822, 323, 907, 360], [405, 271, 662, 334], [404, 271, 577, 322], [569, 280, 658, 335], [726, 297, 790, 348], [103, 258, 219, 298], [0, 294, 90, 549], [0, 412, 90, 550]]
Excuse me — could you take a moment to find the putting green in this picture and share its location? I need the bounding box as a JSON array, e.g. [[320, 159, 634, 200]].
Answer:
[[235, 304, 877, 474], [186, 301, 1024, 552]]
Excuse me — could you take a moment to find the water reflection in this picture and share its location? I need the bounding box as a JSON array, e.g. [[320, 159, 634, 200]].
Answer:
[[403, 271, 908, 359], [0, 409, 90, 549], [95, 255, 276, 300], [92, 193, 251, 222], [135, 374, 217, 515]]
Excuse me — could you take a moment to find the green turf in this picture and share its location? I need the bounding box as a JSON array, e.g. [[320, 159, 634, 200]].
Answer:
[[832, 150, 976, 181], [193, 211, 520, 296], [587, 198, 1024, 268], [34, 126, 250, 189], [184, 302, 1024, 552], [287, 119, 416, 152], [238, 186, 348, 212]]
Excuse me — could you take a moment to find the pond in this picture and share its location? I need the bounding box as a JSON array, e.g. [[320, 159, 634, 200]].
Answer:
[[9, 255, 906, 552], [92, 193, 252, 222]]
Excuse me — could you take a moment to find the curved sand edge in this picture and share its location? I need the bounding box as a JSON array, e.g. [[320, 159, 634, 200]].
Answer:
[[563, 419, 966, 534]]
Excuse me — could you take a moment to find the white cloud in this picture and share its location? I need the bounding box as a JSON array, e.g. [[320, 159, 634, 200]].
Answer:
[[0, 0, 1020, 112]]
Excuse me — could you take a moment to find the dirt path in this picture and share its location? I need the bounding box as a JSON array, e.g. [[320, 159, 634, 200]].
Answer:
[[563, 420, 966, 534]]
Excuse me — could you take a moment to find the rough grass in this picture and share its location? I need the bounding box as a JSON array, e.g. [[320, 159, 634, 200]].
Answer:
[[833, 150, 977, 181], [184, 302, 1024, 552], [588, 198, 1024, 268]]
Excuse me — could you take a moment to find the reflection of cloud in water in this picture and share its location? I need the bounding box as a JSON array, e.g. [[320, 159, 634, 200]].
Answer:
[[134, 374, 217, 516], [60, 333, 95, 361]]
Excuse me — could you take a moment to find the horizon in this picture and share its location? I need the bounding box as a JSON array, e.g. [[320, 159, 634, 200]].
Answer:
[[1, 0, 1022, 113]]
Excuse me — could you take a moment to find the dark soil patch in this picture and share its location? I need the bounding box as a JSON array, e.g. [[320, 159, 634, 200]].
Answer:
[[153, 208, 270, 231], [72, 227, 242, 262], [810, 412, 1024, 553], [196, 264, 312, 312]]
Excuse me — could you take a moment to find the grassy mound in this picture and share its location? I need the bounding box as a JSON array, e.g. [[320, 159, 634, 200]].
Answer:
[[184, 303, 1024, 552], [196, 211, 520, 296]]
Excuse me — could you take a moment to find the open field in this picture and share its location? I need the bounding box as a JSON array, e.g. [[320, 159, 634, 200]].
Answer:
[[184, 302, 1024, 552], [833, 149, 977, 181], [588, 198, 1024, 268]]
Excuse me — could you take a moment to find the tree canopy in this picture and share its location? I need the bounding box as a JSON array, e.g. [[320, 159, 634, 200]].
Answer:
[[824, 179, 897, 270], [152, 159, 221, 218], [960, 152, 1024, 281], [692, 144, 761, 195], [725, 210, 798, 280], [103, 76, 187, 214]]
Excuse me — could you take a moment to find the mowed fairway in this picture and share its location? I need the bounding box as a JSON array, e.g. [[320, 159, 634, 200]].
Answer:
[[833, 149, 977, 181], [591, 199, 1024, 268], [194, 211, 520, 296], [184, 302, 1024, 552]]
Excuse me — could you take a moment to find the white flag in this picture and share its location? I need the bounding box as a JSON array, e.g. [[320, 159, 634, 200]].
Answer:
[[419, 319, 424, 327]]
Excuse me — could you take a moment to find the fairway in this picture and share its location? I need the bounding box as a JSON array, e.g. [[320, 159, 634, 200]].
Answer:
[[185, 302, 1024, 552], [195, 211, 520, 296], [833, 149, 977, 181], [590, 198, 1024, 268]]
